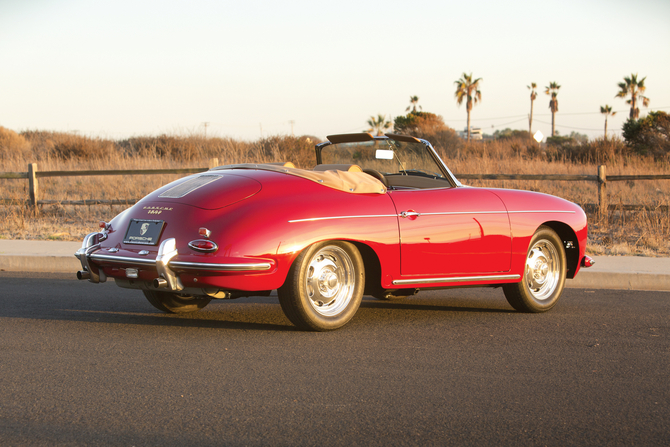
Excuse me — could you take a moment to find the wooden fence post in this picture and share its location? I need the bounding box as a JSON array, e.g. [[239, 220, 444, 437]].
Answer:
[[598, 165, 607, 215], [28, 163, 38, 211], [208, 158, 219, 169]]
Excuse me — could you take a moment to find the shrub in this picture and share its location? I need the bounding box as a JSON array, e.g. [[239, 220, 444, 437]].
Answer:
[[20, 130, 115, 160], [493, 128, 531, 140], [0, 127, 32, 161], [250, 135, 318, 168], [393, 112, 463, 157], [545, 135, 631, 164], [622, 111, 670, 160]]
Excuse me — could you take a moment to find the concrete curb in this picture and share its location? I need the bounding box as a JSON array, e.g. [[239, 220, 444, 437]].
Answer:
[[0, 240, 81, 274], [566, 272, 670, 291], [1, 240, 669, 291], [566, 256, 670, 291], [0, 255, 81, 273]]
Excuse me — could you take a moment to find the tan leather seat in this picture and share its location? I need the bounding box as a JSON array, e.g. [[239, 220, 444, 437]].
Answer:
[[313, 164, 363, 173], [264, 162, 296, 169]]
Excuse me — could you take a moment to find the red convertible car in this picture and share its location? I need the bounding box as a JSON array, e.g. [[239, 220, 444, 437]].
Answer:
[[76, 133, 592, 331]]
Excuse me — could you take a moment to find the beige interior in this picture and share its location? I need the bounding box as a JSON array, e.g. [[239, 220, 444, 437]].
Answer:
[[312, 164, 363, 173], [211, 163, 387, 194]]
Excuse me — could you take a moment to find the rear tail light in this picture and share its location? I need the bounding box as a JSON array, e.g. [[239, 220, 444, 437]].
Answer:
[[188, 239, 218, 253]]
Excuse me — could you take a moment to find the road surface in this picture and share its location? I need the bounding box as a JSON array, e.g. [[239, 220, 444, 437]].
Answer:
[[1, 272, 668, 446]]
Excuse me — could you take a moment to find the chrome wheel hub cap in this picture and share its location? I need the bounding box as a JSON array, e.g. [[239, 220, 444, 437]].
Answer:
[[524, 239, 560, 301], [305, 246, 355, 316]]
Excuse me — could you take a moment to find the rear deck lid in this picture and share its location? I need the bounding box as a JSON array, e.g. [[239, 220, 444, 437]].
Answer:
[[144, 173, 262, 210]]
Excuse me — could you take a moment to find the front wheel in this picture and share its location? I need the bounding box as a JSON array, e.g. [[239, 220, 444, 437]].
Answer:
[[503, 226, 566, 313], [278, 241, 364, 331], [142, 290, 211, 313]]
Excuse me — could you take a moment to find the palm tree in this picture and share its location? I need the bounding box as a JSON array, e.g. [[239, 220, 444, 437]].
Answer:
[[600, 105, 616, 140], [366, 114, 392, 136], [528, 82, 537, 139], [406, 96, 421, 113], [454, 73, 482, 142], [545, 82, 561, 136], [615, 73, 649, 119]]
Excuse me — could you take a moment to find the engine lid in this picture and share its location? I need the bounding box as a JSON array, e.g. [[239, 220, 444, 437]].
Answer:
[[144, 173, 262, 210]]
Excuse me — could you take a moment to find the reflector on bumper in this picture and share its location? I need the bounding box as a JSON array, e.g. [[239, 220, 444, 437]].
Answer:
[[581, 255, 595, 268]]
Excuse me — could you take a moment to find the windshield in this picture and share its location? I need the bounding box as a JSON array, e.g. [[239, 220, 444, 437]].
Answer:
[[319, 138, 454, 189]]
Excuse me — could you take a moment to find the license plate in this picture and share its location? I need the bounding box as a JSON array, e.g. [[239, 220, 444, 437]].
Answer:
[[123, 219, 165, 245]]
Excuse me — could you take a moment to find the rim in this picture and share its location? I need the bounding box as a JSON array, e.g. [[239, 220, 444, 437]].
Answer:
[[304, 246, 355, 317], [524, 239, 560, 301]]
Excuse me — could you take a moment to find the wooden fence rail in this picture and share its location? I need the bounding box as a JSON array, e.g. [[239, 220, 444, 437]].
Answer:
[[1, 163, 669, 214]]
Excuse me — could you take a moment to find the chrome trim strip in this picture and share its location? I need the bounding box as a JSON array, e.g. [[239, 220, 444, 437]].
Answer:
[[409, 210, 575, 217], [289, 209, 574, 223], [170, 261, 272, 271], [393, 274, 520, 286], [289, 214, 397, 223], [508, 210, 575, 214], [90, 253, 157, 266], [419, 211, 507, 216], [89, 253, 271, 272]]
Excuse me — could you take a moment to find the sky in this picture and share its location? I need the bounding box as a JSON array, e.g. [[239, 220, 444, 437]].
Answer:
[[1, 0, 669, 142]]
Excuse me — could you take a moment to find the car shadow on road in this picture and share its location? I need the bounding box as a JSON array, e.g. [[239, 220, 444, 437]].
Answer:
[[52, 307, 298, 331], [359, 299, 514, 313], [1, 273, 514, 331], [3, 298, 513, 333]]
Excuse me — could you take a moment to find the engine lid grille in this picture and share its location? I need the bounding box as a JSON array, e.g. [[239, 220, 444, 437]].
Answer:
[[158, 175, 222, 198]]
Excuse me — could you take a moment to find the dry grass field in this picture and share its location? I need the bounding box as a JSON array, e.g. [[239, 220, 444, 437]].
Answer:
[[1, 128, 669, 256]]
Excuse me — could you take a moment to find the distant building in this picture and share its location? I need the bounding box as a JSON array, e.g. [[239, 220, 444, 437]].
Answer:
[[459, 127, 483, 140]]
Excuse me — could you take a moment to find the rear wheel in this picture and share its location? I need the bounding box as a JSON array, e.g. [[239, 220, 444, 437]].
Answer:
[[503, 226, 566, 313], [142, 290, 211, 313], [278, 241, 364, 331]]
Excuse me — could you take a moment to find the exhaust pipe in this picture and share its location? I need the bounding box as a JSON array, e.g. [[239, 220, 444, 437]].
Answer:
[[77, 270, 91, 280], [153, 278, 168, 289]]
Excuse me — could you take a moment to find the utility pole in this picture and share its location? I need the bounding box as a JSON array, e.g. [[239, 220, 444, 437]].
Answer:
[[202, 122, 210, 139], [289, 120, 295, 136]]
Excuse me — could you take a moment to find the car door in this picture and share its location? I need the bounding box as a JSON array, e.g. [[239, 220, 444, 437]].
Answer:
[[389, 187, 511, 277]]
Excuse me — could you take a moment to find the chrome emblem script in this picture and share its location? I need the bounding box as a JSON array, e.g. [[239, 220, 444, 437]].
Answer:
[[143, 206, 173, 215]]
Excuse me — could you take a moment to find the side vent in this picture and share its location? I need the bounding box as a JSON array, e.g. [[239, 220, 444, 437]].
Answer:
[[158, 175, 221, 198]]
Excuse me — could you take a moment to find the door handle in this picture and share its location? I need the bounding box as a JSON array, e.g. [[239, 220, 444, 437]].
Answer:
[[400, 211, 421, 218]]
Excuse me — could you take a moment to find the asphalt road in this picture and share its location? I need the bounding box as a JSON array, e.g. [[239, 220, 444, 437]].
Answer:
[[1, 273, 668, 446]]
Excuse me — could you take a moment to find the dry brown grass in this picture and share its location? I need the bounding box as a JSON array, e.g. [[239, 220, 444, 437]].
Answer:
[[1, 131, 668, 256]]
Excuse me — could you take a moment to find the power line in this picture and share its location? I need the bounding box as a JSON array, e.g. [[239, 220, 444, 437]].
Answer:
[[534, 119, 608, 132], [446, 114, 525, 122], [443, 106, 670, 122], [490, 118, 528, 128]]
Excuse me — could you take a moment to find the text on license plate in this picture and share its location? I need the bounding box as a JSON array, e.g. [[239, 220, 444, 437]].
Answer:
[[123, 219, 165, 245]]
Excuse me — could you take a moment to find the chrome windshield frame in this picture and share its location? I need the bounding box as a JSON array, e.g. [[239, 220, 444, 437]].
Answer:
[[315, 133, 460, 188]]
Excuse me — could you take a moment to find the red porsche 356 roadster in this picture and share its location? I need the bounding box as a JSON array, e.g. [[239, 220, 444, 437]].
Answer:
[[76, 133, 592, 331]]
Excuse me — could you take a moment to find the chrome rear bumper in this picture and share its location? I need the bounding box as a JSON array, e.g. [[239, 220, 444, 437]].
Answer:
[[75, 233, 272, 292]]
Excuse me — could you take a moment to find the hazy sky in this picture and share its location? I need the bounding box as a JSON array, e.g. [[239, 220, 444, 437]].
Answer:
[[1, 0, 669, 141]]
